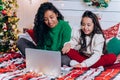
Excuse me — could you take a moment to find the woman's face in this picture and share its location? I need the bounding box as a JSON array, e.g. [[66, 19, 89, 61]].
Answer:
[[44, 10, 58, 28], [81, 17, 94, 35]]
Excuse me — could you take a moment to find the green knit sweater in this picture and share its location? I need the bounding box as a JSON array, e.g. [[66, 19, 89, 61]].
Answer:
[[38, 20, 71, 51]]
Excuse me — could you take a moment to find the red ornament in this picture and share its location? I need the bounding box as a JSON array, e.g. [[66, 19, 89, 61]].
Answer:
[[2, 25, 8, 31], [1, 10, 7, 15]]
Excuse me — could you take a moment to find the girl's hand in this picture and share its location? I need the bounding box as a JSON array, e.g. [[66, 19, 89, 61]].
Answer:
[[62, 43, 71, 54], [73, 63, 82, 68]]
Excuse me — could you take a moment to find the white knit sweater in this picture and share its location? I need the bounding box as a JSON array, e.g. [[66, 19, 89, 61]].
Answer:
[[69, 28, 105, 67]]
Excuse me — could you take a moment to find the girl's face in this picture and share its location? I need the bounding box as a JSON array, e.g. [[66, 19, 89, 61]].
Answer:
[[44, 10, 58, 28], [81, 17, 94, 35]]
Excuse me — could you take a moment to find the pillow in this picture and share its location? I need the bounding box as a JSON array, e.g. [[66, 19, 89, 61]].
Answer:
[[103, 23, 120, 40], [107, 37, 120, 56], [115, 54, 120, 63], [27, 29, 36, 43]]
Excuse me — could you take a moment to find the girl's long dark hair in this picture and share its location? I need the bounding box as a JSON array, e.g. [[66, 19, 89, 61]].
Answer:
[[33, 2, 64, 48], [79, 10, 107, 54]]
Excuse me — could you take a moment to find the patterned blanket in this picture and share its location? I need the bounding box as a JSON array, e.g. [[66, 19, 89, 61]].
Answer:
[[0, 52, 120, 80]]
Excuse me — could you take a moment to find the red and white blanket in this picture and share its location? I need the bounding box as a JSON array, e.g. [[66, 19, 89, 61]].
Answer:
[[0, 52, 120, 80]]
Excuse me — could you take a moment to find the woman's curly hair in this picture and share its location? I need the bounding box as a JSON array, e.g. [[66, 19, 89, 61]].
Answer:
[[33, 2, 64, 48]]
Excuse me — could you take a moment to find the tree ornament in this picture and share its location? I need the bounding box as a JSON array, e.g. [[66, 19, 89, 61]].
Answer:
[[1, 10, 7, 15], [0, 5, 3, 11], [2, 23, 7, 31]]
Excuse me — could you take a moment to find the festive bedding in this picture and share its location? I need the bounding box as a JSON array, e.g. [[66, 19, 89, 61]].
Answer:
[[0, 52, 120, 80], [2, 23, 119, 80]]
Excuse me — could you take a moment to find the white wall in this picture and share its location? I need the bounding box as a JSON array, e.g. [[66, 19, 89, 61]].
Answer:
[[17, 0, 120, 32], [17, 0, 47, 32], [49, 0, 120, 30]]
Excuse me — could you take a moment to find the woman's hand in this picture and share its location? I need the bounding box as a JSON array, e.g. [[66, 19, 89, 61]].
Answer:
[[62, 43, 71, 54]]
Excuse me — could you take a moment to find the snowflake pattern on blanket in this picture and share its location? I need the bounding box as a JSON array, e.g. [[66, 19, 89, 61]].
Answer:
[[0, 52, 120, 80]]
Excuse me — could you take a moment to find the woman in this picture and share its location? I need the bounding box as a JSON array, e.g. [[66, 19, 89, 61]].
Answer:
[[62, 10, 116, 68], [17, 2, 72, 66]]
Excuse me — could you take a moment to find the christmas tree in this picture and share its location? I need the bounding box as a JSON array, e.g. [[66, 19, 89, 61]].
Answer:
[[0, 0, 19, 53]]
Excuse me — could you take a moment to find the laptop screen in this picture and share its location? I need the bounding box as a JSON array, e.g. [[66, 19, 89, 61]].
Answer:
[[25, 48, 61, 77]]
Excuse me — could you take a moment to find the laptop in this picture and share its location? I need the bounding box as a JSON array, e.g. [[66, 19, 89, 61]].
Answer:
[[25, 48, 61, 77]]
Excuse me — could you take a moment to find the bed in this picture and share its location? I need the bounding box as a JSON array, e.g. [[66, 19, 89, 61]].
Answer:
[[0, 52, 120, 80], [1, 23, 120, 80]]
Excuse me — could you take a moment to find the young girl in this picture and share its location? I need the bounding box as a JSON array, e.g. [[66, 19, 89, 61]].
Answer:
[[62, 10, 116, 68]]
